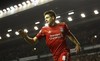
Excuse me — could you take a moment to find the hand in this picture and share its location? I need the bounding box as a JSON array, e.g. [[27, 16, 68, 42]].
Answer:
[[18, 29, 27, 38], [75, 44, 81, 54]]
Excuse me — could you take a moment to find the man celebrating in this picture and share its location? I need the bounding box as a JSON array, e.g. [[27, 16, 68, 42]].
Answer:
[[19, 10, 81, 61]]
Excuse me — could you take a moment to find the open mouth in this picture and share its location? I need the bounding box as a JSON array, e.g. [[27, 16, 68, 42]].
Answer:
[[45, 20, 50, 23], [45, 20, 48, 23], [46, 21, 49, 24]]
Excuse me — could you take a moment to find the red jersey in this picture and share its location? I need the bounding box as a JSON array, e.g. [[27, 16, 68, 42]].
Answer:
[[36, 22, 70, 56]]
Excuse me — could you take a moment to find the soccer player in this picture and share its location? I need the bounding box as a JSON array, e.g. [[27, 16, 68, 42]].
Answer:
[[19, 10, 81, 61]]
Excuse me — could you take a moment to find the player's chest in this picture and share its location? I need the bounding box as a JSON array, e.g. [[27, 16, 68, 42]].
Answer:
[[44, 26, 64, 35]]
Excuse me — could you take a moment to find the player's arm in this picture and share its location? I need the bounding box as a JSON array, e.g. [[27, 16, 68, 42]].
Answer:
[[18, 29, 38, 45], [67, 30, 81, 53]]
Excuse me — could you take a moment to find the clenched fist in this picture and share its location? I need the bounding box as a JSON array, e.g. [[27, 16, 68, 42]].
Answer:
[[18, 29, 27, 38]]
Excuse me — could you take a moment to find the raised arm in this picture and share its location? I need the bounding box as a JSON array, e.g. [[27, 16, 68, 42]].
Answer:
[[18, 29, 38, 45]]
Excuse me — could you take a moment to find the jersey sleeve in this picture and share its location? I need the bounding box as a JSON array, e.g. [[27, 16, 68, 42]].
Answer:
[[63, 22, 70, 35], [36, 27, 45, 39]]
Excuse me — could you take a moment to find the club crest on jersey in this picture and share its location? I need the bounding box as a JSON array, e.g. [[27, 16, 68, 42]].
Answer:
[[60, 27, 64, 32]]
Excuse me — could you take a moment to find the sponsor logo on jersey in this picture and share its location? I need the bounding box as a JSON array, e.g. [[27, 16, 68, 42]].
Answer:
[[49, 33, 63, 40]]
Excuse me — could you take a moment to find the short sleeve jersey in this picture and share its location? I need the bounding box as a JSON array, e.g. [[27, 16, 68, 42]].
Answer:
[[36, 22, 70, 56]]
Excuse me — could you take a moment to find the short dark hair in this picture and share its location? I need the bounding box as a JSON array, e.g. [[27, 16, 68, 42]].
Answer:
[[44, 10, 56, 18]]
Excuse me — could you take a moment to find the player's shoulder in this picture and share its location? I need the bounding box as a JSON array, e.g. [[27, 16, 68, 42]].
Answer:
[[58, 22, 66, 26], [42, 25, 49, 29]]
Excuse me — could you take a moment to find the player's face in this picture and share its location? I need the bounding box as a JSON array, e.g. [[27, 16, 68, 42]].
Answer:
[[44, 14, 55, 26]]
